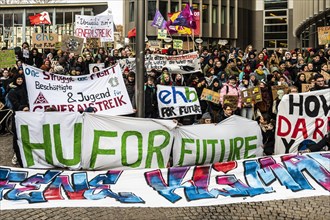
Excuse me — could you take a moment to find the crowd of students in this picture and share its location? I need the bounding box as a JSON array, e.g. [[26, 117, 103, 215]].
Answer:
[[0, 42, 329, 166]]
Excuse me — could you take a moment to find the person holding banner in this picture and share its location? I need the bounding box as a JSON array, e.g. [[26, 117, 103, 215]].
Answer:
[[7, 75, 29, 166]]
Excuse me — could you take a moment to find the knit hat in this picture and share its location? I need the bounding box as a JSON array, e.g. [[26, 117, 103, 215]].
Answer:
[[271, 66, 279, 74], [201, 112, 211, 120]]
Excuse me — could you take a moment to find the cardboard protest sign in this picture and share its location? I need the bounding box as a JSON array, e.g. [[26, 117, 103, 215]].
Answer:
[[271, 85, 289, 100], [2, 152, 329, 209], [32, 33, 58, 49], [157, 29, 167, 39], [303, 72, 315, 83], [317, 26, 330, 45], [75, 15, 114, 42], [148, 40, 161, 50], [241, 86, 262, 104], [320, 70, 330, 81], [0, 50, 16, 68], [173, 115, 263, 166], [223, 95, 239, 110], [86, 38, 101, 49], [200, 88, 220, 104], [23, 64, 134, 115], [60, 35, 84, 55], [275, 89, 330, 154], [173, 39, 183, 50], [301, 83, 313, 92], [157, 85, 201, 118]]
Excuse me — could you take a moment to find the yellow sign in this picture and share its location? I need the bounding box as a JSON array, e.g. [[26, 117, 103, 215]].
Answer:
[[32, 33, 58, 49], [200, 88, 220, 104], [0, 50, 16, 68], [317, 26, 330, 45], [157, 29, 167, 39], [173, 39, 183, 50]]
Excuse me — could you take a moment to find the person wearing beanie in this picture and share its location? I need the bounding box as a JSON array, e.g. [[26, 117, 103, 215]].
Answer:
[[253, 63, 267, 82], [249, 72, 259, 87], [199, 112, 212, 124]]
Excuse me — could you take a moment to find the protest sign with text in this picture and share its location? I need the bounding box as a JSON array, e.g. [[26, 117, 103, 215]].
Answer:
[[275, 89, 330, 154], [32, 33, 58, 49], [157, 85, 201, 118], [23, 64, 134, 115], [173, 116, 263, 166], [200, 88, 220, 104], [75, 15, 114, 42], [3, 153, 328, 209]]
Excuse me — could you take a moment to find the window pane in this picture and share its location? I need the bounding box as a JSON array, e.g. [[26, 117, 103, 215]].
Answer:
[[265, 11, 287, 17], [230, 7, 234, 24], [159, 1, 168, 18], [264, 33, 287, 39], [264, 40, 276, 48], [14, 13, 22, 25], [56, 12, 64, 25], [264, 25, 287, 32], [277, 40, 288, 48], [148, 1, 156, 21], [264, 1, 288, 10], [212, 6, 217, 24], [4, 14, 13, 26], [265, 18, 287, 24], [65, 12, 73, 24], [221, 6, 226, 24], [171, 2, 179, 13], [129, 2, 134, 22], [202, 4, 208, 23], [0, 14, 3, 25]]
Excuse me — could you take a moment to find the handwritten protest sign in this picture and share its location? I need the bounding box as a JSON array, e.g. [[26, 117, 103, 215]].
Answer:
[[271, 85, 289, 100], [301, 84, 313, 92], [223, 95, 239, 110], [200, 88, 220, 104], [317, 26, 330, 45], [23, 64, 133, 115], [0, 50, 16, 68], [148, 40, 161, 50], [60, 35, 84, 55], [241, 86, 262, 104], [75, 15, 114, 42], [32, 33, 58, 49], [119, 52, 201, 74], [86, 38, 101, 49], [275, 89, 330, 154], [2, 152, 329, 209], [303, 72, 315, 83], [173, 39, 183, 50], [157, 29, 167, 39], [320, 70, 330, 81], [157, 85, 201, 118]]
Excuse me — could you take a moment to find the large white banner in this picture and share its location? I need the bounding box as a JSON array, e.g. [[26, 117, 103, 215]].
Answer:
[[157, 85, 201, 118], [15, 112, 176, 170], [275, 89, 330, 154], [23, 64, 134, 115], [81, 114, 176, 170], [1, 153, 329, 209], [15, 112, 83, 169], [173, 116, 264, 166], [118, 52, 201, 74], [74, 15, 114, 42]]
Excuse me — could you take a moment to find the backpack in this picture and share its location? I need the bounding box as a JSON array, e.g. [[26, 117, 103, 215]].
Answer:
[[5, 90, 14, 109]]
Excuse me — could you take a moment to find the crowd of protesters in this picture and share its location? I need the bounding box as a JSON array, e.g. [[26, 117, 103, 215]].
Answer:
[[0, 42, 329, 166]]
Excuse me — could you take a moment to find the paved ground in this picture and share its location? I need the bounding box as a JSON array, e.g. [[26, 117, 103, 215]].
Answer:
[[1, 133, 329, 220]]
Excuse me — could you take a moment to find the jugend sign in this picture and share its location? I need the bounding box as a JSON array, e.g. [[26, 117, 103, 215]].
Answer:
[[157, 85, 201, 118]]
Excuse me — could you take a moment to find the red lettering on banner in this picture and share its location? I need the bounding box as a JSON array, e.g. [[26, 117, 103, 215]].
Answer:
[[277, 115, 291, 136], [313, 118, 325, 139], [292, 119, 308, 139]]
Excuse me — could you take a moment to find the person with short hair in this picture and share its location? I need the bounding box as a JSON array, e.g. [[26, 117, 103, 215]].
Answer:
[[310, 74, 328, 91]]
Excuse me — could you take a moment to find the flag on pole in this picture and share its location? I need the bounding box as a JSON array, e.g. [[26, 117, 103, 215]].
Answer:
[[151, 10, 167, 30], [127, 27, 136, 38], [168, 4, 196, 29], [29, 11, 51, 25]]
